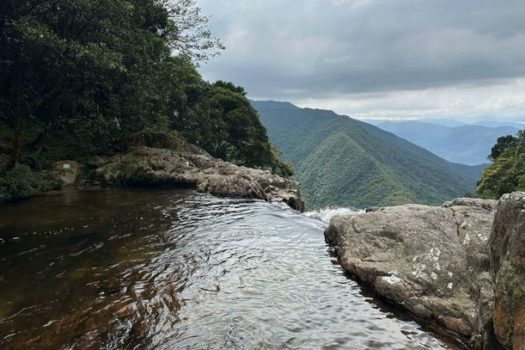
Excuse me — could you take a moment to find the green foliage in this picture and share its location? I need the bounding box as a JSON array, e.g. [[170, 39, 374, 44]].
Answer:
[[254, 101, 481, 209], [478, 131, 525, 198], [164, 76, 283, 170], [489, 135, 519, 161], [163, 0, 225, 63], [271, 146, 294, 177], [206, 82, 275, 167], [0, 164, 59, 202], [0, 0, 179, 156], [0, 0, 285, 190], [299, 132, 417, 208]]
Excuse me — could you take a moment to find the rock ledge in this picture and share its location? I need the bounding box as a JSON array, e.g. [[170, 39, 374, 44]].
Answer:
[[95, 145, 304, 211], [325, 198, 500, 348]]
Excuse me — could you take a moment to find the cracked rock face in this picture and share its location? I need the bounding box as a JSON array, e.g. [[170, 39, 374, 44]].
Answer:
[[490, 192, 525, 349], [325, 198, 497, 348], [95, 146, 304, 211]]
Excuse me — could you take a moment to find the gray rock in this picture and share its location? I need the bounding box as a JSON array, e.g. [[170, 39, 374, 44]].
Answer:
[[95, 146, 304, 211], [53, 161, 81, 186], [325, 199, 497, 348], [489, 192, 525, 349]]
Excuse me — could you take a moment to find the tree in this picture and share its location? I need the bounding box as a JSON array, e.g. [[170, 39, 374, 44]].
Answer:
[[478, 130, 525, 198], [0, 0, 176, 164], [0, 0, 286, 180], [489, 135, 518, 161], [161, 0, 225, 64]]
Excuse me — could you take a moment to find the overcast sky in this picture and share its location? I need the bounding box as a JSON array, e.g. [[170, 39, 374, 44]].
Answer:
[[197, 0, 525, 122]]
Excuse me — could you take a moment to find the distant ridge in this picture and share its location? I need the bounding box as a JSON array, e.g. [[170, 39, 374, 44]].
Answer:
[[253, 100, 483, 209], [373, 120, 519, 165]]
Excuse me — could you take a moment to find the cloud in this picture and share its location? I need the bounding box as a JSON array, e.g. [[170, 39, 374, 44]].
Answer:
[[295, 78, 525, 121], [196, 0, 525, 120]]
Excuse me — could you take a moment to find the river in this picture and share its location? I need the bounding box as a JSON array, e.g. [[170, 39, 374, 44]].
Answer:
[[0, 189, 462, 349]]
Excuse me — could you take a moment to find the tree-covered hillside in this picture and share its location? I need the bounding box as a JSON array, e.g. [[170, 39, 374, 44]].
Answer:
[[0, 0, 289, 201], [253, 100, 483, 209], [477, 131, 525, 198]]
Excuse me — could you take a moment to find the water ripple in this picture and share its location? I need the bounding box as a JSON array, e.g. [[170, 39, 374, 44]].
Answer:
[[0, 189, 462, 349]]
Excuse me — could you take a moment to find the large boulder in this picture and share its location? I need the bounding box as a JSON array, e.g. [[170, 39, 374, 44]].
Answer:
[[53, 161, 81, 186], [95, 146, 304, 211], [490, 192, 525, 349], [325, 198, 498, 348]]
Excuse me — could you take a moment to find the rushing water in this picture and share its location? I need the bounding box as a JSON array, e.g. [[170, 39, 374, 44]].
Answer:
[[0, 189, 462, 349]]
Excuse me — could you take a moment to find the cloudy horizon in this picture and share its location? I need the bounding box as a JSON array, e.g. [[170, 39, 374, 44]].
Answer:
[[196, 0, 525, 123]]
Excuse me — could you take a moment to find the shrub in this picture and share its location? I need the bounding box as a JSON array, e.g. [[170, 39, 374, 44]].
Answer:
[[0, 164, 60, 202]]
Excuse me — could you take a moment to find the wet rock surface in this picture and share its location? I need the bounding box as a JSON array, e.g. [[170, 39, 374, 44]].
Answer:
[[325, 198, 498, 348], [95, 145, 304, 211]]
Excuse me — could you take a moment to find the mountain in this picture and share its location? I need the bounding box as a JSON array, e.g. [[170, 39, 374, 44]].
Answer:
[[472, 120, 525, 129], [253, 100, 484, 209], [375, 121, 519, 165], [365, 118, 467, 128]]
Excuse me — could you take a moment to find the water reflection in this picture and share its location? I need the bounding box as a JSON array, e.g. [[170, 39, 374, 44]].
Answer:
[[0, 189, 462, 349]]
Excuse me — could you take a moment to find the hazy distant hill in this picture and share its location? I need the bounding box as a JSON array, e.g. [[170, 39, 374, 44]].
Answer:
[[366, 118, 525, 129], [374, 121, 519, 165], [253, 100, 484, 209], [472, 120, 525, 129]]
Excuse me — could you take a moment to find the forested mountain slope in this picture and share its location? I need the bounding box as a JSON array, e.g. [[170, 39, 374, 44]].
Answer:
[[253, 100, 482, 209]]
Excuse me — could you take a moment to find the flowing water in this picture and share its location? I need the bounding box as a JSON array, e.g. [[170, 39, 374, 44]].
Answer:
[[0, 189, 462, 349]]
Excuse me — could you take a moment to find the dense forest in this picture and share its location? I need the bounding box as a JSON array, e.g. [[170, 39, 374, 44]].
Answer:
[[478, 131, 525, 198], [0, 0, 291, 201], [254, 100, 484, 209]]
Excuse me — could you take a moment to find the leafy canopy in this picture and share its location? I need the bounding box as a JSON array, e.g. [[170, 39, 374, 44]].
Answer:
[[0, 0, 288, 175], [477, 131, 525, 198]]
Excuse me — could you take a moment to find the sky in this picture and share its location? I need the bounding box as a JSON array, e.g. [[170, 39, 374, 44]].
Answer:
[[196, 0, 525, 122]]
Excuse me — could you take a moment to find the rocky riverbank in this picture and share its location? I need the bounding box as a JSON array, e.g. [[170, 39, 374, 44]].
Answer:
[[95, 147, 304, 211], [2, 132, 304, 211], [325, 194, 525, 349]]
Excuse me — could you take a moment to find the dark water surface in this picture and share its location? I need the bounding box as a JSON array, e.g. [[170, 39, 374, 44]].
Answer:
[[0, 189, 462, 349]]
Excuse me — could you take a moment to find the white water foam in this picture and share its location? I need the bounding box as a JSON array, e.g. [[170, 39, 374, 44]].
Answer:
[[304, 207, 364, 223]]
